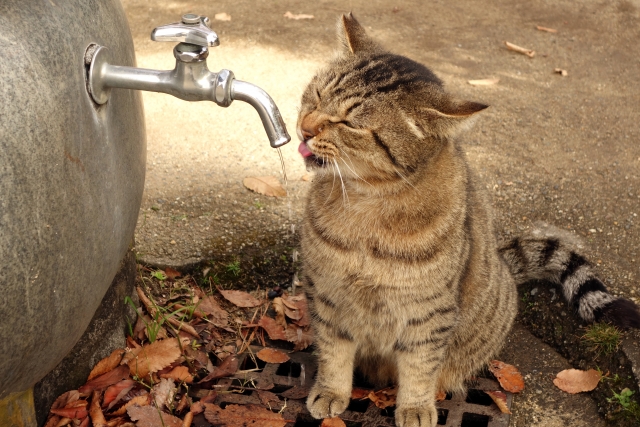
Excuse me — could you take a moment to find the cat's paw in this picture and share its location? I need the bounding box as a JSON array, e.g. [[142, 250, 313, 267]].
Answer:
[[306, 387, 350, 419], [395, 404, 437, 427]]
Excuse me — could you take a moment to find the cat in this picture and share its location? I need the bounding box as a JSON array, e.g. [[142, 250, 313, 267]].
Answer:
[[296, 13, 640, 427]]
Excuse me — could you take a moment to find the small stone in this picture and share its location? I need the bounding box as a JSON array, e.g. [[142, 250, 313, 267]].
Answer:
[[536, 389, 542, 394], [589, 229, 596, 233], [531, 288, 539, 296], [170, 240, 176, 244]]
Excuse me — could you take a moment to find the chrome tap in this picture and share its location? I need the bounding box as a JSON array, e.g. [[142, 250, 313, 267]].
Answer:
[[87, 14, 290, 148]]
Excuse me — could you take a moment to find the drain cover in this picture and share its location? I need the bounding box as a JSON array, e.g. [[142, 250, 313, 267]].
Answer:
[[198, 347, 511, 427]]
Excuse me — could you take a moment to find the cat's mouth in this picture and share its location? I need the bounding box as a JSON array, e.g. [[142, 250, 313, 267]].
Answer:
[[299, 140, 327, 168]]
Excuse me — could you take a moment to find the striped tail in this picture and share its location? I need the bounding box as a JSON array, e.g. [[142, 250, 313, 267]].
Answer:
[[499, 223, 640, 329]]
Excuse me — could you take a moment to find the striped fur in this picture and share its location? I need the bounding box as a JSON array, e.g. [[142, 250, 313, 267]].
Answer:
[[297, 14, 639, 427]]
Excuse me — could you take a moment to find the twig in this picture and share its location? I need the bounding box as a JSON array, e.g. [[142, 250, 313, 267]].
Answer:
[[136, 287, 200, 338], [536, 25, 557, 33], [505, 41, 535, 58]]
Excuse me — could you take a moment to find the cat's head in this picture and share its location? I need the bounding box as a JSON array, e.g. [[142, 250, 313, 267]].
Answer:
[[297, 13, 487, 180]]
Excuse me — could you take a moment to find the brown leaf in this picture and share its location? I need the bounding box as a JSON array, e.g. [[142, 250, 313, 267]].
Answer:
[[89, 390, 107, 427], [198, 296, 229, 327], [160, 366, 194, 383], [242, 176, 287, 197], [488, 360, 525, 393], [127, 405, 183, 427], [258, 316, 287, 340], [151, 378, 177, 410], [43, 415, 61, 427], [49, 405, 88, 419], [368, 387, 396, 409], [468, 78, 500, 86], [272, 298, 288, 330], [204, 403, 289, 427], [351, 388, 370, 400], [553, 369, 601, 394], [164, 267, 181, 279], [79, 365, 130, 394], [219, 289, 262, 308], [285, 324, 314, 351], [279, 386, 309, 400], [283, 11, 314, 20], [281, 294, 310, 327], [257, 348, 290, 364], [127, 338, 183, 379], [102, 380, 135, 409], [321, 418, 347, 427], [435, 390, 447, 402], [51, 391, 81, 411], [485, 390, 511, 414], [257, 390, 280, 406], [109, 394, 149, 416], [198, 355, 238, 383], [190, 401, 205, 415], [88, 349, 126, 381]]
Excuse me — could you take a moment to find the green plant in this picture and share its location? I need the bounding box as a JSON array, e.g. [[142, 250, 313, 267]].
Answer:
[[583, 323, 621, 355], [151, 270, 167, 281], [608, 388, 640, 421], [254, 201, 264, 209], [125, 296, 165, 342], [226, 259, 241, 276]]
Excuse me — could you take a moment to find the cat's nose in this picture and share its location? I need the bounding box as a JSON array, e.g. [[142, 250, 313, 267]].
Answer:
[[300, 113, 322, 139], [301, 129, 315, 140]]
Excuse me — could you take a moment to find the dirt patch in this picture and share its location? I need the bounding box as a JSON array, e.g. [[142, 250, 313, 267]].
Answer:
[[516, 280, 640, 425]]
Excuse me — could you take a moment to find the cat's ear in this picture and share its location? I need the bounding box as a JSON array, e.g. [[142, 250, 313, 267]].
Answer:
[[337, 13, 379, 55], [419, 100, 488, 137]]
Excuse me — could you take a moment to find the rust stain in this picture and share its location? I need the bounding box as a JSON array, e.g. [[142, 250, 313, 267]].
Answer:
[[64, 150, 85, 172]]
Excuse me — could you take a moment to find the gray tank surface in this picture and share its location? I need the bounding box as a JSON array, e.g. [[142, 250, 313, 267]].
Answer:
[[0, 0, 145, 400]]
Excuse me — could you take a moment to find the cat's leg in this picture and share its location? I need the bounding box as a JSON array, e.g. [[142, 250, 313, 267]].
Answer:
[[393, 335, 451, 427], [306, 322, 357, 419]]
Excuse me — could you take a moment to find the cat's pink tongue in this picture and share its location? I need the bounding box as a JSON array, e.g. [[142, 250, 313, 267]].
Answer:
[[298, 141, 314, 158]]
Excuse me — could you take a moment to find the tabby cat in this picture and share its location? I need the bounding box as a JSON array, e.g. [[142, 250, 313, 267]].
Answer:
[[297, 13, 640, 427]]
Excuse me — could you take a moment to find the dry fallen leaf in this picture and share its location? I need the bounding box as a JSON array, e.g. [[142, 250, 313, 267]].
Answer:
[[283, 11, 314, 20], [102, 379, 135, 409], [282, 294, 310, 327], [257, 348, 290, 364], [272, 297, 288, 329], [554, 68, 568, 77], [468, 78, 500, 86], [199, 355, 238, 383], [504, 41, 535, 58], [164, 267, 181, 279], [435, 390, 447, 402], [553, 369, 601, 394], [258, 315, 287, 340], [127, 404, 183, 427], [87, 349, 125, 381], [89, 390, 108, 427], [279, 385, 310, 399], [151, 378, 177, 410], [214, 12, 231, 21], [160, 366, 194, 383], [198, 295, 229, 327], [485, 390, 511, 414], [243, 176, 287, 197], [321, 417, 347, 427], [351, 388, 370, 400], [49, 402, 88, 420], [368, 387, 397, 409], [110, 394, 149, 417], [204, 403, 289, 427], [536, 25, 557, 33], [127, 338, 183, 379], [50, 391, 81, 411], [257, 390, 280, 407], [285, 324, 314, 351], [79, 365, 130, 394], [218, 289, 262, 308], [488, 360, 525, 393]]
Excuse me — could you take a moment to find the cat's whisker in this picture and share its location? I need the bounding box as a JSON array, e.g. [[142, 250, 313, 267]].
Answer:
[[336, 148, 372, 187], [322, 155, 338, 208], [333, 158, 350, 210], [394, 168, 417, 190]]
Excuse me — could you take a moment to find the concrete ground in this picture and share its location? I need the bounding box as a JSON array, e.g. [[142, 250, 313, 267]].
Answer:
[[120, 0, 640, 424]]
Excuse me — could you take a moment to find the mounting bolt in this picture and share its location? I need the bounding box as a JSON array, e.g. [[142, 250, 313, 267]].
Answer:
[[181, 13, 201, 24]]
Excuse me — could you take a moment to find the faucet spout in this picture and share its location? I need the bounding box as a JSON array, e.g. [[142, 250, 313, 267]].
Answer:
[[231, 80, 290, 148]]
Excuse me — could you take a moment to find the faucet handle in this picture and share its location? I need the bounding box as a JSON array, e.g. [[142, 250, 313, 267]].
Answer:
[[151, 14, 220, 47]]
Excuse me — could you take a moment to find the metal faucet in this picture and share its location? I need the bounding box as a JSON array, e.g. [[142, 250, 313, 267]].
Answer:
[[87, 13, 290, 148]]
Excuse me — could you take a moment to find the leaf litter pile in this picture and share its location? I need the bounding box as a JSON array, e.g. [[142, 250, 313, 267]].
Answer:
[[47, 265, 623, 426]]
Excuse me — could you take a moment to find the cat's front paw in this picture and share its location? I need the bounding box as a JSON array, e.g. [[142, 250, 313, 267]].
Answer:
[[306, 386, 350, 419], [395, 404, 437, 427]]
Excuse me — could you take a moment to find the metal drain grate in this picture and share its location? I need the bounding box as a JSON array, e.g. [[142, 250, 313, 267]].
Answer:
[[199, 347, 511, 427]]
